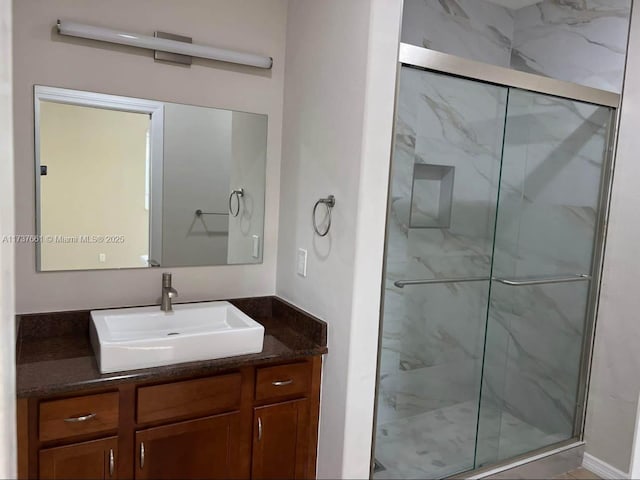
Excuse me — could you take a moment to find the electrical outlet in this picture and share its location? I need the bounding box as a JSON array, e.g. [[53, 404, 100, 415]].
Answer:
[[99, 253, 106, 263], [297, 248, 307, 277]]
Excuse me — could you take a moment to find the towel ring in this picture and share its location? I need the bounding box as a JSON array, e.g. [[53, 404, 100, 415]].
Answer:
[[229, 188, 244, 217], [313, 195, 335, 237]]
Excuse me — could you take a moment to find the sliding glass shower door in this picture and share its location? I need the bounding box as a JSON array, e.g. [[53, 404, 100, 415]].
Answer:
[[374, 67, 508, 479], [373, 65, 614, 479], [476, 90, 613, 466]]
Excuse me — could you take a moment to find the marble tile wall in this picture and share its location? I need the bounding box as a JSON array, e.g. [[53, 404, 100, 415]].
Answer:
[[511, 0, 631, 93], [401, 0, 515, 67], [401, 0, 631, 93]]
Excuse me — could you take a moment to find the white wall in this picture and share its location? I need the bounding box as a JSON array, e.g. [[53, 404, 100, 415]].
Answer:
[[342, 2, 402, 476], [13, 0, 287, 313], [277, 0, 401, 477], [0, 0, 16, 476], [584, 3, 640, 473]]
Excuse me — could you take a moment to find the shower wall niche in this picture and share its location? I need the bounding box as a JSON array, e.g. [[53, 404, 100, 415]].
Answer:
[[409, 164, 455, 229]]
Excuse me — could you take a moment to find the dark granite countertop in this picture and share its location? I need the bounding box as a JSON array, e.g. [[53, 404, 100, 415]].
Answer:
[[16, 296, 327, 398]]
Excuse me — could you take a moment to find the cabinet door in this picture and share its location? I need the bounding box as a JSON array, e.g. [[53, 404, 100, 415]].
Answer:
[[252, 399, 309, 480], [40, 436, 118, 480], [135, 412, 241, 480]]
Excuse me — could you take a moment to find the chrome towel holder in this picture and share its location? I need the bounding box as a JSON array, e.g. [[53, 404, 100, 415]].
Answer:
[[195, 188, 245, 218], [195, 209, 227, 216], [229, 188, 244, 217], [313, 195, 335, 237]]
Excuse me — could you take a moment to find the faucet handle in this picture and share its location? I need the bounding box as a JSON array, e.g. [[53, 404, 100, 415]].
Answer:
[[162, 272, 172, 288]]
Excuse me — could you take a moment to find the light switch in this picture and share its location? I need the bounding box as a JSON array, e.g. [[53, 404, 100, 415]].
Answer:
[[99, 253, 106, 263], [252, 235, 260, 259], [297, 248, 307, 277]]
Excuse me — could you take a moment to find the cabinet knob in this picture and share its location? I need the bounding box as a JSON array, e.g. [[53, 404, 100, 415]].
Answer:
[[109, 448, 115, 477]]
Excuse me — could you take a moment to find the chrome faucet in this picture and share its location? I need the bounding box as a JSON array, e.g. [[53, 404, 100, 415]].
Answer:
[[161, 273, 178, 312]]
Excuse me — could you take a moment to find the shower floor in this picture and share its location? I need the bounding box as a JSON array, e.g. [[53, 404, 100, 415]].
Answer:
[[374, 400, 565, 479]]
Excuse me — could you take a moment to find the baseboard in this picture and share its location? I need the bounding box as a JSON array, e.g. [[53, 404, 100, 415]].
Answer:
[[582, 453, 629, 479]]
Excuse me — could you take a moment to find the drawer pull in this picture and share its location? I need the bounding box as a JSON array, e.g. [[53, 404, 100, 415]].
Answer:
[[63, 413, 97, 423], [109, 448, 115, 477], [140, 442, 145, 469], [272, 379, 293, 387], [258, 417, 263, 441]]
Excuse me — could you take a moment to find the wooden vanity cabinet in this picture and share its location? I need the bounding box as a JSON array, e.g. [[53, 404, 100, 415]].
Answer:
[[18, 356, 322, 480], [39, 436, 118, 480], [135, 413, 241, 479], [252, 399, 309, 480]]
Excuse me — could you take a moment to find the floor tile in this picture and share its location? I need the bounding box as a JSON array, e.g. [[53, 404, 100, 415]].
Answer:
[[568, 467, 600, 479]]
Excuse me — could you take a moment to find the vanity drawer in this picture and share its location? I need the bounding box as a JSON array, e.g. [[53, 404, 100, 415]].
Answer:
[[137, 373, 242, 424], [255, 362, 311, 401], [39, 392, 119, 442]]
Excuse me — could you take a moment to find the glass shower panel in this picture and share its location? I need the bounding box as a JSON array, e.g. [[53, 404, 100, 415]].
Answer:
[[476, 90, 613, 466], [374, 67, 507, 479]]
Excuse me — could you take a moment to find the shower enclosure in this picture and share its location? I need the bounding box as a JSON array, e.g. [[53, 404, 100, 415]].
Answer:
[[372, 44, 618, 479]]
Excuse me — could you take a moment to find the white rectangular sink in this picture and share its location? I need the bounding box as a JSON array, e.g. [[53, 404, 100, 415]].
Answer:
[[90, 301, 265, 374]]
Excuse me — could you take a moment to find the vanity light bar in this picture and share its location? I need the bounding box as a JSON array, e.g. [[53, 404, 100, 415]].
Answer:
[[56, 20, 273, 69]]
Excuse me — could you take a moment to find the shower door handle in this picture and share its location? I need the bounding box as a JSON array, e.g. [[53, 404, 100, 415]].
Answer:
[[492, 274, 591, 286], [394, 277, 489, 288]]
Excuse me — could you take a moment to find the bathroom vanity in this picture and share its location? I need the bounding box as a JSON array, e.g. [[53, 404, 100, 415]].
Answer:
[[18, 81, 328, 479], [16, 297, 326, 480]]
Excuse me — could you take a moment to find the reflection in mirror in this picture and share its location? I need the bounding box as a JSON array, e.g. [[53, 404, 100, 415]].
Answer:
[[35, 86, 267, 271]]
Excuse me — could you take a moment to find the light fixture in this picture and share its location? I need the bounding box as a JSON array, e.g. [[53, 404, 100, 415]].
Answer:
[[56, 20, 273, 69]]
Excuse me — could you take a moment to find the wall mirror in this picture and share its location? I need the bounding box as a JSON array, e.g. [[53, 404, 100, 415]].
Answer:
[[34, 86, 267, 271]]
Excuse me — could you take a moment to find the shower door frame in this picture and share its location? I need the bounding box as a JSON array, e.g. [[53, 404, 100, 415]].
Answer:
[[370, 42, 621, 479]]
